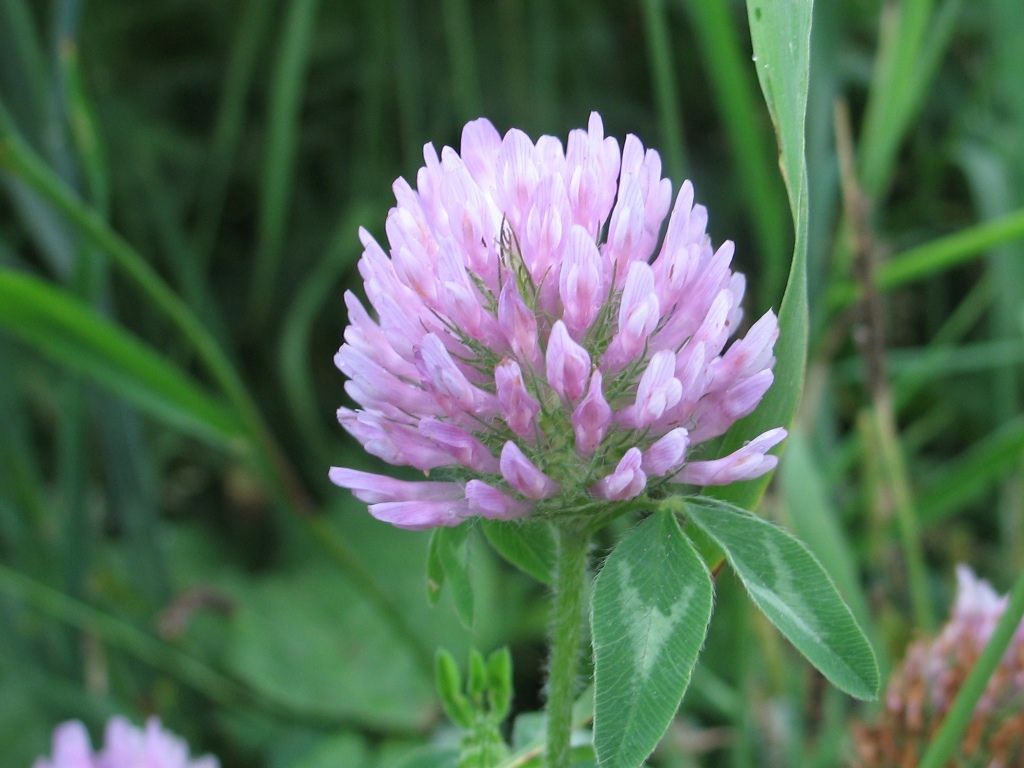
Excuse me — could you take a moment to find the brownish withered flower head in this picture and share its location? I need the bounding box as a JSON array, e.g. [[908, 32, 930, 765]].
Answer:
[[853, 566, 1024, 768]]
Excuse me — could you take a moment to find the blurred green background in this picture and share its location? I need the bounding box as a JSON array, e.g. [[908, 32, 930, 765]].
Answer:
[[1, 0, 1023, 766]]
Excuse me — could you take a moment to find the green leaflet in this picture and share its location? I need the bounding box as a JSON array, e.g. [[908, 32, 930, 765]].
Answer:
[[481, 518, 557, 585], [779, 428, 879, 651], [592, 511, 714, 768], [685, 497, 879, 700], [0, 268, 243, 447], [427, 523, 475, 627]]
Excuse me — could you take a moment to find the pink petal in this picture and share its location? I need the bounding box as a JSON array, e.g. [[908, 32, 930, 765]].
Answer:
[[625, 350, 682, 428], [500, 441, 559, 499], [498, 284, 542, 369], [642, 428, 689, 476], [592, 448, 647, 500], [338, 409, 452, 470], [602, 261, 660, 370], [524, 175, 570, 296], [559, 225, 605, 336], [714, 309, 779, 385], [545, 320, 591, 401], [465, 479, 534, 521], [687, 369, 775, 445], [572, 370, 612, 457], [337, 346, 442, 419], [342, 291, 417, 379], [415, 333, 498, 418], [495, 358, 542, 438], [565, 113, 621, 236], [460, 117, 502, 189], [329, 468, 463, 504], [420, 418, 501, 473], [496, 128, 540, 228], [369, 500, 471, 530], [37, 721, 93, 768], [674, 427, 787, 486]]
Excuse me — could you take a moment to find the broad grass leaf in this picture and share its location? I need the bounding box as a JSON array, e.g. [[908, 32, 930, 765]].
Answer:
[[0, 269, 243, 446], [706, 0, 814, 512], [592, 511, 713, 768], [685, 497, 879, 700]]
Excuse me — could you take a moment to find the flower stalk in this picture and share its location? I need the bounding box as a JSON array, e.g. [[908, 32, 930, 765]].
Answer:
[[546, 525, 591, 768]]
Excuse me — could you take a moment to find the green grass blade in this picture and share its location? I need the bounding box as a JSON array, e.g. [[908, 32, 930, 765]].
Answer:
[[880, 205, 1024, 288], [62, 26, 174, 605], [49, 8, 100, 603], [858, 0, 960, 198], [92, 395, 170, 603], [918, 417, 1024, 526], [640, 0, 687, 182], [703, 0, 814, 513], [55, 379, 91, 600], [958, 141, 1024, 563], [2, 106, 412, 632], [0, 108, 304, 504], [128, 136, 228, 342], [59, 27, 108, 215], [389, 0, 425, 166], [278, 201, 374, 466], [828, 205, 1024, 311], [248, 0, 321, 322], [441, 0, 482, 122], [0, 340, 48, 562], [194, 0, 277, 266], [0, 0, 50, 142], [0, 105, 226, 377], [0, 268, 244, 446]]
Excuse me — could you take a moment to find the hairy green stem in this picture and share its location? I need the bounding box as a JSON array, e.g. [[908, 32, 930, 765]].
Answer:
[[918, 566, 1024, 768], [546, 526, 590, 768]]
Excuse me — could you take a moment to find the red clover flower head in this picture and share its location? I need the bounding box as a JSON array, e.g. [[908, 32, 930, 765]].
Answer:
[[854, 566, 1024, 766], [331, 113, 786, 530], [34, 718, 217, 768]]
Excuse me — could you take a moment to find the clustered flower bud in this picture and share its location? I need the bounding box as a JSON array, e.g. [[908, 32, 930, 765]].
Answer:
[[853, 566, 1024, 767], [332, 113, 785, 530], [34, 718, 217, 768]]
